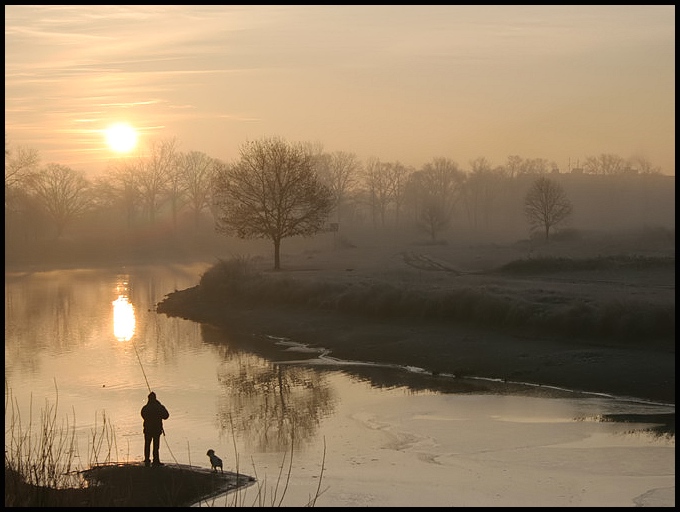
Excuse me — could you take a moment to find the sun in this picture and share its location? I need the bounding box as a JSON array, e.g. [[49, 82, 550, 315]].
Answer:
[[105, 122, 138, 153]]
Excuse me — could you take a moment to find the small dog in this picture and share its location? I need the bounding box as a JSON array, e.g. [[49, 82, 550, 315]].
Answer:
[[206, 449, 223, 473]]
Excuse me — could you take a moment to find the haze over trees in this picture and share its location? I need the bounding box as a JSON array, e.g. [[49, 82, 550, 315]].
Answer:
[[212, 137, 333, 270], [524, 176, 573, 240], [180, 151, 217, 230], [4, 134, 674, 269], [315, 150, 362, 224], [406, 157, 465, 242]]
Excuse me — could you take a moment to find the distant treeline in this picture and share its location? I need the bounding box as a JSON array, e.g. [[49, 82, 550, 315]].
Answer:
[[5, 138, 675, 268]]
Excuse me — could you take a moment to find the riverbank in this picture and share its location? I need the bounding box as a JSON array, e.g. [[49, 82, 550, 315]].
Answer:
[[5, 463, 254, 507], [156, 239, 675, 405]]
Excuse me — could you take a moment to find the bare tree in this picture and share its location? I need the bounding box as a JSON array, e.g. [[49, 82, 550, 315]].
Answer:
[[462, 158, 505, 230], [28, 163, 92, 238], [316, 151, 361, 224], [627, 155, 662, 175], [520, 157, 552, 175], [524, 176, 573, 240], [108, 158, 142, 231], [5, 144, 40, 189], [137, 138, 178, 222], [388, 161, 411, 228], [213, 137, 333, 270], [165, 151, 186, 233], [504, 155, 523, 178], [408, 157, 465, 241], [361, 158, 410, 229], [583, 153, 626, 175], [362, 157, 390, 229], [179, 151, 216, 229]]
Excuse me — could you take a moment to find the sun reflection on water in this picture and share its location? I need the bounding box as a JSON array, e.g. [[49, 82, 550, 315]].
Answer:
[[112, 277, 136, 342]]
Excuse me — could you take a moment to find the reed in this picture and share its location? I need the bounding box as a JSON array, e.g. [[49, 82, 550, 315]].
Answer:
[[5, 381, 327, 507], [5, 380, 86, 506]]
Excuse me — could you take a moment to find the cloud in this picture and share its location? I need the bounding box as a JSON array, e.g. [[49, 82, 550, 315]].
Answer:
[[4, 5, 675, 175]]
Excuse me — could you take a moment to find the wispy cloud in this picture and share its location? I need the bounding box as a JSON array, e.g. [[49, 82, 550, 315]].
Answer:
[[4, 5, 675, 174]]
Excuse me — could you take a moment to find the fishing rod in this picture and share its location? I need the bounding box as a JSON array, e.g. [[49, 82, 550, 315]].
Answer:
[[129, 336, 180, 467], [130, 340, 151, 394], [115, 282, 180, 466]]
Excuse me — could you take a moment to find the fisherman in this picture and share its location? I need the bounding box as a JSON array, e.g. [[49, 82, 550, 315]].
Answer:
[[141, 391, 170, 467]]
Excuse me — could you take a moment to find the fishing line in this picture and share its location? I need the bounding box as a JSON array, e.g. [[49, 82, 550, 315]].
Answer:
[[130, 337, 179, 467], [130, 339, 151, 394]]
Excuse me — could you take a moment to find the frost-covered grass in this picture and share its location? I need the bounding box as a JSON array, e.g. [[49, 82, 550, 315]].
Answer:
[[196, 254, 674, 344]]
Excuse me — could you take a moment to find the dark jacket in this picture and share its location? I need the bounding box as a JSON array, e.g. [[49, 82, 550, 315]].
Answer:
[[141, 397, 169, 436]]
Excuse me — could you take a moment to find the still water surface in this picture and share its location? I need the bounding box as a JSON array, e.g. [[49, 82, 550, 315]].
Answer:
[[4, 264, 675, 506]]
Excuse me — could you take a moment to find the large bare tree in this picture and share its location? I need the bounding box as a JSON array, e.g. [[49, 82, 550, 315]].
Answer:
[[213, 137, 333, 270], [524, 176, 573, 240]]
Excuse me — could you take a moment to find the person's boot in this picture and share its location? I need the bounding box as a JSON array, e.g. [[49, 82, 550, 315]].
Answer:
[[144, 460, 151, 467], [152, 460, 164, 467]]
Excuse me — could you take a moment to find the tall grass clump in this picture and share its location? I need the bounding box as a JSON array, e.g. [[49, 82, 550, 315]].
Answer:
[[5, 379, 125, 507], [5, 382, 77, 494], [200, 255, 262, 298], [6, 382, 79, 505]]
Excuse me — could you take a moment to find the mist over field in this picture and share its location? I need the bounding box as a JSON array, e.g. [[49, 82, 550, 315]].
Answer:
[[5, 6, 675, 507], [4, 156, 675, 271]]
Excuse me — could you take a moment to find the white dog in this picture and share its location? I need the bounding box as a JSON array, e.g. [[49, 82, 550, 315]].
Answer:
[[206, 449, 223, 473]]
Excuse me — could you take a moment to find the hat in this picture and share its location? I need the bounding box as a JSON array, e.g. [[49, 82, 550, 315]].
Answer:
[[148, 391, 156, 400]]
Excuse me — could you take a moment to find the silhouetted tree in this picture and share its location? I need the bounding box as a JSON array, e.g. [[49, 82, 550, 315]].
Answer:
[[179, 151, 216, 230], [137, 138, 178, 222], [28, 163, 92, 238], [520, 157, 552, 175], [362, 158, 410, 229], [583, 153, 627, 175], [389, 161, 411, 227], [363, 157, 390, 229], [316, 150, 361, 224], [408, 157, 465, 241], [5, 144, 40, 190], [213, 137, 333, 270], [524, 176, 573, 240], [627, 155, 662, 175], [504, 155, 524, 178], [462, 158, 505, 230], [108, 158, 141, 231]]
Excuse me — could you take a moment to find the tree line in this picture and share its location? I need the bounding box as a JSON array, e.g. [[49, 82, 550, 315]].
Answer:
[[4, 135, 670, 269]]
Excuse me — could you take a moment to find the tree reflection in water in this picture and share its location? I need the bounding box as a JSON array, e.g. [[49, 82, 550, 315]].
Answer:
[[201, 325, 337, 452]]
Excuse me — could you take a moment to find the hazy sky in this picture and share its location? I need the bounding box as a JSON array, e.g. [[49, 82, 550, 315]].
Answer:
[[5, 5, 675, 176]]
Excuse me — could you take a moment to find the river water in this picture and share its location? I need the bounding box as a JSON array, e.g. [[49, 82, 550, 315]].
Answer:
[[4, 264, 675, 507]]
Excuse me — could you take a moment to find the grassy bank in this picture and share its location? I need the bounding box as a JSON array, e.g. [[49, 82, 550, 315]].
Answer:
[[155, 253, 674, 404], [179, 255, 674, 346]]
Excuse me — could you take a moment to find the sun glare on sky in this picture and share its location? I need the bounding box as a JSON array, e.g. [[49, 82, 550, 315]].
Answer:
[[105, 123, 138, 154], [4, 5, 675, 175]]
